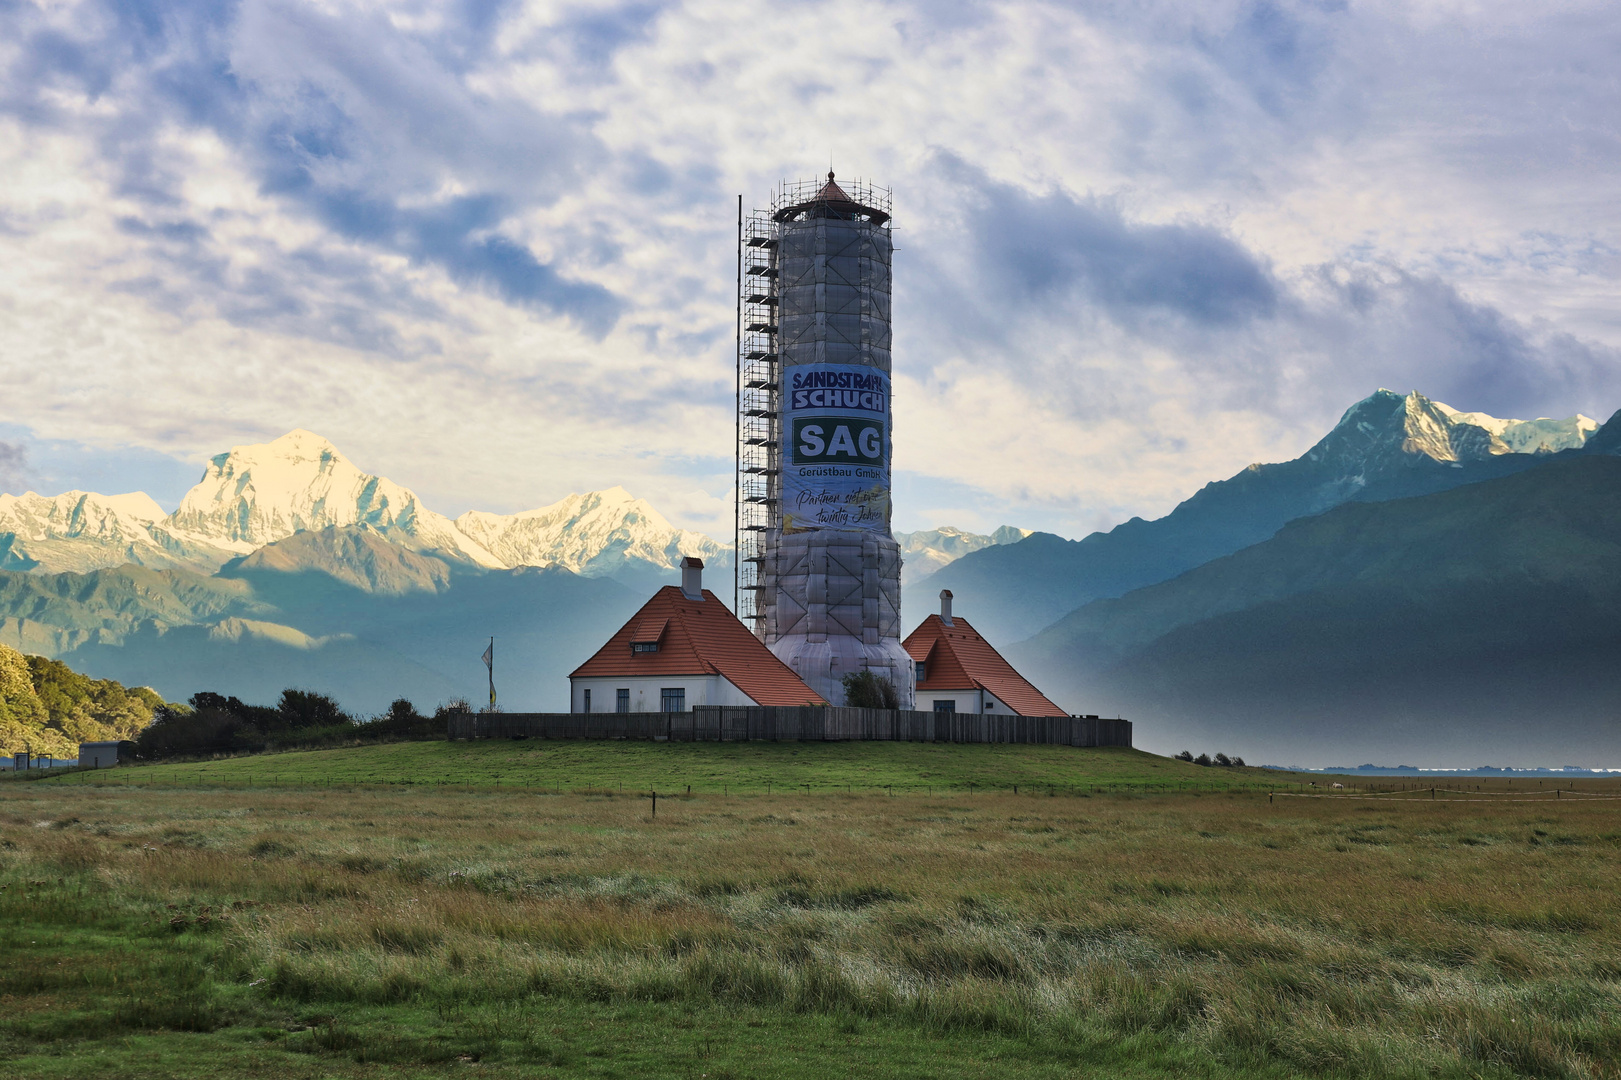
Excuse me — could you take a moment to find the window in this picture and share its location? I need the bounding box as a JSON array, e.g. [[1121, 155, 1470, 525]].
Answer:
[[915, 661, 926, 683], [583, 689, 591, 713], [616, 688, 630, 713], [661, 687, 686, 713], [631, 642, 659, 653], [933, 700, 956, 714]]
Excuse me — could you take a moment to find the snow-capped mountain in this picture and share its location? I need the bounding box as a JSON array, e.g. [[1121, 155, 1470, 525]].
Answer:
[[0, 395, 1599, 585], [455, 488, 726, 579], [0, 490, 180, 573], [0, 431, 726, 580], [895, 525, 1030, 586], [1307, 390, 1596, 476], [1434, 404, 1597, 455], [159, 430, 502, 568]]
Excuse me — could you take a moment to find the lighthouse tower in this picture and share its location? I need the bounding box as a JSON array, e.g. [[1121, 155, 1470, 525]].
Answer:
[[735, 173, 913, 707]]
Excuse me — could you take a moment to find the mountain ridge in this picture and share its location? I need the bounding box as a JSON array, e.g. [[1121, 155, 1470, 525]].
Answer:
[[929, 390, 1605, 644], [0, 431, 726, 583]]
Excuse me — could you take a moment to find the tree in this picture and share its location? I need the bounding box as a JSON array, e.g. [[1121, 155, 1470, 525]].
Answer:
[[1214, 753, 1232, 767], [370, 699, 435, 739], [1194, 753, 1212, 767], [1231, 756, 1246, 768], [841, 670, 899, 710], [1175, 750, 1194, 762], [1, 644, 56, 757], [134, 702, 248, 760], [190, 692, 278, 733], [2, 644, 174, 758], [277, 689, 352, 730]]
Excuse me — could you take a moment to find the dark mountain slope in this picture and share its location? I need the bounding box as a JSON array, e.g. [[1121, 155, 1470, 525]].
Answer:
[[0, 565, 265, 654], [2, 538, 645, 714], [931, 391, 1597, 643], [220, 525, 456, 595], [1014, 455, 1621, 764]]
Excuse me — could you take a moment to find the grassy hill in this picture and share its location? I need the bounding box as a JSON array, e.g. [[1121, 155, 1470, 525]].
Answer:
[[33, 738, 1289, 794]]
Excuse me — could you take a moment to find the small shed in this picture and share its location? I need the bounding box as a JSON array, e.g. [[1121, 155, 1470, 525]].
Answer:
[[78, 741, 133, 769]]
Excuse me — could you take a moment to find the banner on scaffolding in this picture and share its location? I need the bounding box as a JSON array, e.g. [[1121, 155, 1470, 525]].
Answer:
[[782, 363, 891, 533]]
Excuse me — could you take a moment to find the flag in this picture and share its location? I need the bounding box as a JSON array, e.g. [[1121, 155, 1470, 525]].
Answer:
[[482, 638, 495, 706]]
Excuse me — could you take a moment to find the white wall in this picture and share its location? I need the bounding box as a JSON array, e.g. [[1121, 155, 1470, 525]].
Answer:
[[79, 743, 122, 768], [569, 674, 757, 713], [920, 688, 1014, 715]]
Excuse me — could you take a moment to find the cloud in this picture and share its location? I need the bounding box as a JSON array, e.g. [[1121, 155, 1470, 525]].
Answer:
[[0, 0, 1618, 540], [0, 440, 28, 494], [1290, 267, 1621, 423], [927, 154, 1279, 332], [1, 0, 619, 338]]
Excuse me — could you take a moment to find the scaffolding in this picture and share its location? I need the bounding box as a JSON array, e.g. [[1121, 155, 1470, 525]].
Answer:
[[735, 177, 893, 636], [735, 204, 779, 630]]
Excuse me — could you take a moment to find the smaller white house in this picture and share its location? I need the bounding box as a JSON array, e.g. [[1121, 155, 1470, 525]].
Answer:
[[569, 559, 825, 712], [902, 590, 1069, 717]]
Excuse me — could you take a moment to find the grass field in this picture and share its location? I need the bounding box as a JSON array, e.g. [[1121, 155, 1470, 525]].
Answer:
[[4, 744, 1620, 1078], [12, 737, 1567, 796]]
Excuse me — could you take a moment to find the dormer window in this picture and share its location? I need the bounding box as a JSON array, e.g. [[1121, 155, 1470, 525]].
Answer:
[[915, 661, 926, 682], [628, 615, 666, 654]]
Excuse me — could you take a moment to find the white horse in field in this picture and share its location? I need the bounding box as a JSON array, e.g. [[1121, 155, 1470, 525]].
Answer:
[[1331, 782, 1344, 789]]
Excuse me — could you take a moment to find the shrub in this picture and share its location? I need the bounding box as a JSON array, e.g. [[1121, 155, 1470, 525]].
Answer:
[[136, 689, 363, 759], [277, 689, 352, 729], [1194, 754, 1212, 767], [1214, 753, 1232, 767], [366, 699, 437, 739], [842, 670, 900, 710], [134, 702, 242, 759], [435, 699, 473, 722], [1175, 751, 1194, 762]]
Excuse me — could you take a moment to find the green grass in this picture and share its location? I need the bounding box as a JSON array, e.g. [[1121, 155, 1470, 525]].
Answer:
[[35, 739, 1289, 795], [5, 745, 1619, 1078]]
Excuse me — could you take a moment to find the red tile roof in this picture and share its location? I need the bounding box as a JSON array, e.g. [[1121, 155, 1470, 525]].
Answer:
[[902, 614, 1067, 717], [570, 587, 826, 706]]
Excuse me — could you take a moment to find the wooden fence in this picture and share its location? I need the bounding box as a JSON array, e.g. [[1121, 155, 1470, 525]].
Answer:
[[448, 707, 1131, 748]]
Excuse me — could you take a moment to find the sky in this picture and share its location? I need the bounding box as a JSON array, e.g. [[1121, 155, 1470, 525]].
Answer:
[[1, 0, 1618, 541]]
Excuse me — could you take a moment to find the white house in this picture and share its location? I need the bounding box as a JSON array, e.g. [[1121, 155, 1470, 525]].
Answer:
[[902, 590, 1068, 716], [568, 559, 826, 713]]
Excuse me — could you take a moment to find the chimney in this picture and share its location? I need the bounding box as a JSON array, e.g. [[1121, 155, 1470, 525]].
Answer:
[[681, 557, 705, 600], [939, 589, 953, 626]]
